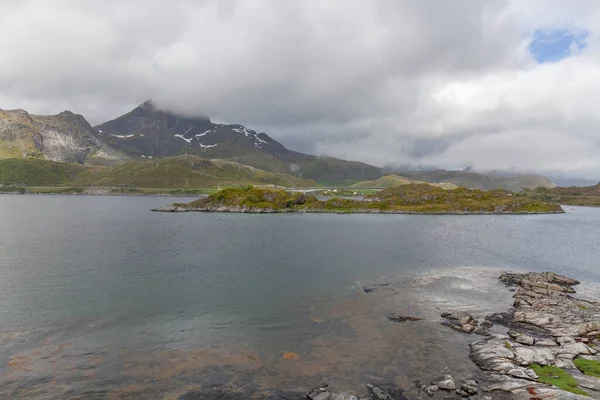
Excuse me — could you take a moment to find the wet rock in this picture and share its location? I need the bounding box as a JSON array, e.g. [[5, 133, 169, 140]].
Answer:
[[311, 392, 331, 400], [485, 312, 513, 327], [431, 375, 456, 391], [514, 333, 535, 346], [473, 320, 494, 336], [424, 385, 438, 396], [387, 315, 422, 323], [307, 387, 331, 400], [441, 311, 482, 334], [177, 387, 248, 399], [442, 312, 475, 325], [366, 383, 407, 400], [330, 393, 358, 400], [459, 379, 478, 396]]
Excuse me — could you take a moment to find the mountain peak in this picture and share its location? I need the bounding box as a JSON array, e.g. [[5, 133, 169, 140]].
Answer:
[[139, 99, 157, 112]]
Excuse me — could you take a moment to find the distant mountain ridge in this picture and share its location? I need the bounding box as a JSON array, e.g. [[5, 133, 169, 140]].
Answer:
[[94, 100, 291, 159], [93, 100, 382, 183], [0, 100, 562, 189], [388, 169, 555, 191], [350, 174, 458, 189]]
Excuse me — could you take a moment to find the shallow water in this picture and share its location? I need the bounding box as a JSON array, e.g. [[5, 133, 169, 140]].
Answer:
[[1, 196, 599, 398]]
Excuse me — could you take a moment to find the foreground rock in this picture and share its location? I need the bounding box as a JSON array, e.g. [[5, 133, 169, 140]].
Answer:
[[175, 382, 409, 400], [441, 311, 493, 335], [439, 271, 600, 398]]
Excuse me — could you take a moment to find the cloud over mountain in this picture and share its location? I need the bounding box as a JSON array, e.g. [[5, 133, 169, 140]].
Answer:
[[1, 0, 600, 178]]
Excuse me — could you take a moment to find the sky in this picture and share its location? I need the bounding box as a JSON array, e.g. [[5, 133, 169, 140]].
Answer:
[[1, 0, 600, 179]]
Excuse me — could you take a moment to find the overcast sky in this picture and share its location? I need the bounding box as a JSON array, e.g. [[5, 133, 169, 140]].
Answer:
[[1, 0, 600, 178]]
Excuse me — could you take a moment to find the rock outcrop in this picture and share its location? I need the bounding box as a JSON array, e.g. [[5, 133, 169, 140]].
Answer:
[[0, 108, 128, 165], [441, 271, 600, 398]]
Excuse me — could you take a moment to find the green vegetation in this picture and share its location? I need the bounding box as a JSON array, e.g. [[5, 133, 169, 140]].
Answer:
[[535, 183, 600, 197], [396, 170, 555, 191], [181, 186, 313, 210], [574, 358, 600, 378], [178, 184, 563, 214], [314, 188, 379, 197], [0, 158, 98, 186], [0, 186, 85, 194], [530, 364, 588, 396], [350, 174, 457, 189], [109, 187, 217, 195], [504, 341, 512, 349], [528, 183, 600, 207], [0, 156, 314, 189]]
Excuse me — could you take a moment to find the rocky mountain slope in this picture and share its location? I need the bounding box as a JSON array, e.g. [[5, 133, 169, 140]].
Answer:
[[0, 108, 128, 166], [94, 100, 382, 183]]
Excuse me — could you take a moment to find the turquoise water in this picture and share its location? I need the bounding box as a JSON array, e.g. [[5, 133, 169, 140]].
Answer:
[[1, 196, 599, 398]]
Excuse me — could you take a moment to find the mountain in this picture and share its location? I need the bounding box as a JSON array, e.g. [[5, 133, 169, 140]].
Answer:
[[0, 155, 313, 188], [536, 182, 600, 196], [0, 108, 128, 166], [547, 177, 599, 187], [94, 100, 382, 183], [388, 169, 555, 191], [350, 174, 457, 189]]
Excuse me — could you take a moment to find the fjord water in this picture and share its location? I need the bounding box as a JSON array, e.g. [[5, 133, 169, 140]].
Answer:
[[1, 196, 599, 397]]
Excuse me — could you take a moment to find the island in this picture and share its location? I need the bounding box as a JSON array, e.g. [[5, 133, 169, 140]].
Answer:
[[152, 184, 564, 214]]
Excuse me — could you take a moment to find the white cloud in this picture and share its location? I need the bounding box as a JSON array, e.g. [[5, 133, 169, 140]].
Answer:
[[1, 0, 600, 178]]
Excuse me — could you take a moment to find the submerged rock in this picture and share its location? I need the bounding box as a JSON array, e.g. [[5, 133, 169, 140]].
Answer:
[[431, 374, 456, 391], [387, 315, 422, 323]]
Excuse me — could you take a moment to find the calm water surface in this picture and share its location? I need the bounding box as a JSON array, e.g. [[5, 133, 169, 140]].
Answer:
[[1, 196, 599, 398]]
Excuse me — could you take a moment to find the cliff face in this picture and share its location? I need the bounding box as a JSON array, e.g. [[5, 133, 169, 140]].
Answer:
[[0, 109, 128, 166]]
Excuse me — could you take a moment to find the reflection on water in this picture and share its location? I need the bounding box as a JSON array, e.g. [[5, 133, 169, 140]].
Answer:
[[1, 196, 600, 398]]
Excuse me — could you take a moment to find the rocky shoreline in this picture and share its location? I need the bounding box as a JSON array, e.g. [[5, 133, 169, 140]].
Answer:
[[169, 271, 599, 400], [151, 205, 565, 215], [433, 271, 600, 399]]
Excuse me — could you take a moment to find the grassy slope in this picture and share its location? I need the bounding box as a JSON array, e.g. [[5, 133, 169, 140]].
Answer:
[[0, 156, 313, 188], [530, 182, 600, 207], [90, 156, 313, 188], [536, 183, 600, 196], [0, 158, 99, 186], [395, 170, 555, 191], [350, 174, 457, 189], [225, 153, 383, 185], [0, 138, 44, 160], [530, 364, 588, 396], [180, 184, 563, 214], [574, 358, 600, 378]]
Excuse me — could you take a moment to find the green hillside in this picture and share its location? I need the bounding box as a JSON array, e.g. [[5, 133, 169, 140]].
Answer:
[[90, 156, 314, 188], [393, 169, 555, 191], [0, 158, 98, 186], [350, 174, 457, 189], [172, 184, 563, 214], [0, 156, 314, 188], [530, 182, 600, 207]]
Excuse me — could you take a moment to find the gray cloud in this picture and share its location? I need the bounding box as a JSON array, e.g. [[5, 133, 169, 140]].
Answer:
[[1, 0, 600, 178]]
